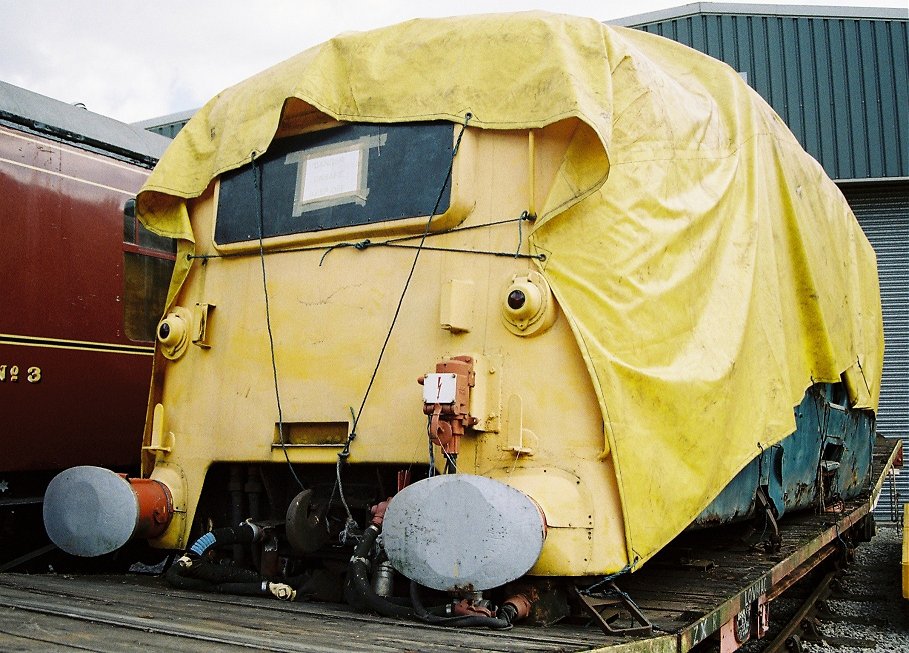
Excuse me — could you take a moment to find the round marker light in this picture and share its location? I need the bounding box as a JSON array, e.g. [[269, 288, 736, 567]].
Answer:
[[508, 289, 527, 310], [156, 307, 192, 359], [501, 271, 558, 337], [503, 280, 541, 323], [157, 315, 185, 349]]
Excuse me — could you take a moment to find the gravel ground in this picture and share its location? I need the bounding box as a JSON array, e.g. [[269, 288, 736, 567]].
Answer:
[[744, 522, 908, 652], [799, 523, 909, 653]]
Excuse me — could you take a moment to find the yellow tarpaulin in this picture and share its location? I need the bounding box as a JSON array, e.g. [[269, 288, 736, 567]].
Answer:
[[138, 12, 883, 568]]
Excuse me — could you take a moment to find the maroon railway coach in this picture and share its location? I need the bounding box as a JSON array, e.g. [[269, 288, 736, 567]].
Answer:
[[0, 81, 172, 561]]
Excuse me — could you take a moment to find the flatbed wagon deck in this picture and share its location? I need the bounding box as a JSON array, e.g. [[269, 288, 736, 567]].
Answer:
[[0, 438, 899, 653]]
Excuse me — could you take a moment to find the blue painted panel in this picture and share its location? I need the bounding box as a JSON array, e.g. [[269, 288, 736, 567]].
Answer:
[[779, 391, 824, 512], [763, 445, 786, 518], [829, 405, 874, 499], [696, 457, 761, 524], [693, 383, 874, 529]]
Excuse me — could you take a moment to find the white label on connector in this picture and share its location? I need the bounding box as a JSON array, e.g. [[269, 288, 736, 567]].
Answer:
[[423, 373, 457, 404]]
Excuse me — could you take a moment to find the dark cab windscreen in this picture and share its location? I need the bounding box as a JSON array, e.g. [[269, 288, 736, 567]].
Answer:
[[215, 122, 453, 244]]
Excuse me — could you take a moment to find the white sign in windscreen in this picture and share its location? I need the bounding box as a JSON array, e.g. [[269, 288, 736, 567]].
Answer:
[[301, 149, 361, 202]]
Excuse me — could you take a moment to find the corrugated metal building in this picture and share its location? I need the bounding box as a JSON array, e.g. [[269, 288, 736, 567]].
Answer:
[[613, 3, 908, 520], [139, 4, 908, 518]]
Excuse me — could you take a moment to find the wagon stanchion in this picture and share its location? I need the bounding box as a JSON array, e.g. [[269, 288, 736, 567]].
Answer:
[[574, 581, 653, 636], [762, 570, 837, 653]]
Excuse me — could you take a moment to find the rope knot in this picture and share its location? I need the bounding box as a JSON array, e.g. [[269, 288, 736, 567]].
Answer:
[[339, 430, 357, 460]]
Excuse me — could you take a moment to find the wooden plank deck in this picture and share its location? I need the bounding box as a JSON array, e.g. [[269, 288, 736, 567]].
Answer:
[[0, 572, 618, 653], [0, 438, 897, 653]]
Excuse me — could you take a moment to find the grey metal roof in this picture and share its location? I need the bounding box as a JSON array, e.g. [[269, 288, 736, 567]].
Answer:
[[611, 4, 909, 181], [0, 80, 171, 165], [611, 3, 908, 27]]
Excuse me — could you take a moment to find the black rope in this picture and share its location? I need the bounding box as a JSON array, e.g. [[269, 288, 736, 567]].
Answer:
[[516, 211, 525, 258], [188, 215, 544, 263], [416, 214, 535, 235], [254, 153, 305, 491], [854, 356, 873, 404], [808, 377, 828, 514], [332, 406, 357, 530], [427, 416, 437, 478], [347, 114, 470, 436], [578, 557, 638, 596], [333, 113, 473, 529], [381, 213, 535, 244], [321, 240, 544, 264]]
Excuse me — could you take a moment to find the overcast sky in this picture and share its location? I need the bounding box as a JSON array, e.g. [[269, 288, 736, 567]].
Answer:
[[1, 1, 905, 124]]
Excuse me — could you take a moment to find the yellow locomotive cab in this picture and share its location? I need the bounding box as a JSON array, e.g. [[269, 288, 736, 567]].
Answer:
[[140, 115, 631, 576]]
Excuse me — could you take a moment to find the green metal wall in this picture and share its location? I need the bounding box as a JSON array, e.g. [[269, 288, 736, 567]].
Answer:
[[624, 9, 908, 181], [145, 120, 190, 140], [132, 109, 195, 141]]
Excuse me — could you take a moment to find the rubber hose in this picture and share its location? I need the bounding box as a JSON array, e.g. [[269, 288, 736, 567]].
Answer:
[[165, 564, 217, 591], [409, 581, 512, 630], [167, 523, 263, 592], [348, 525, 415, 619], [216, 581, 271, 596], [166, 555, 261, 587], [188, 522, 259, 557], [498, 602, 519, 625]]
